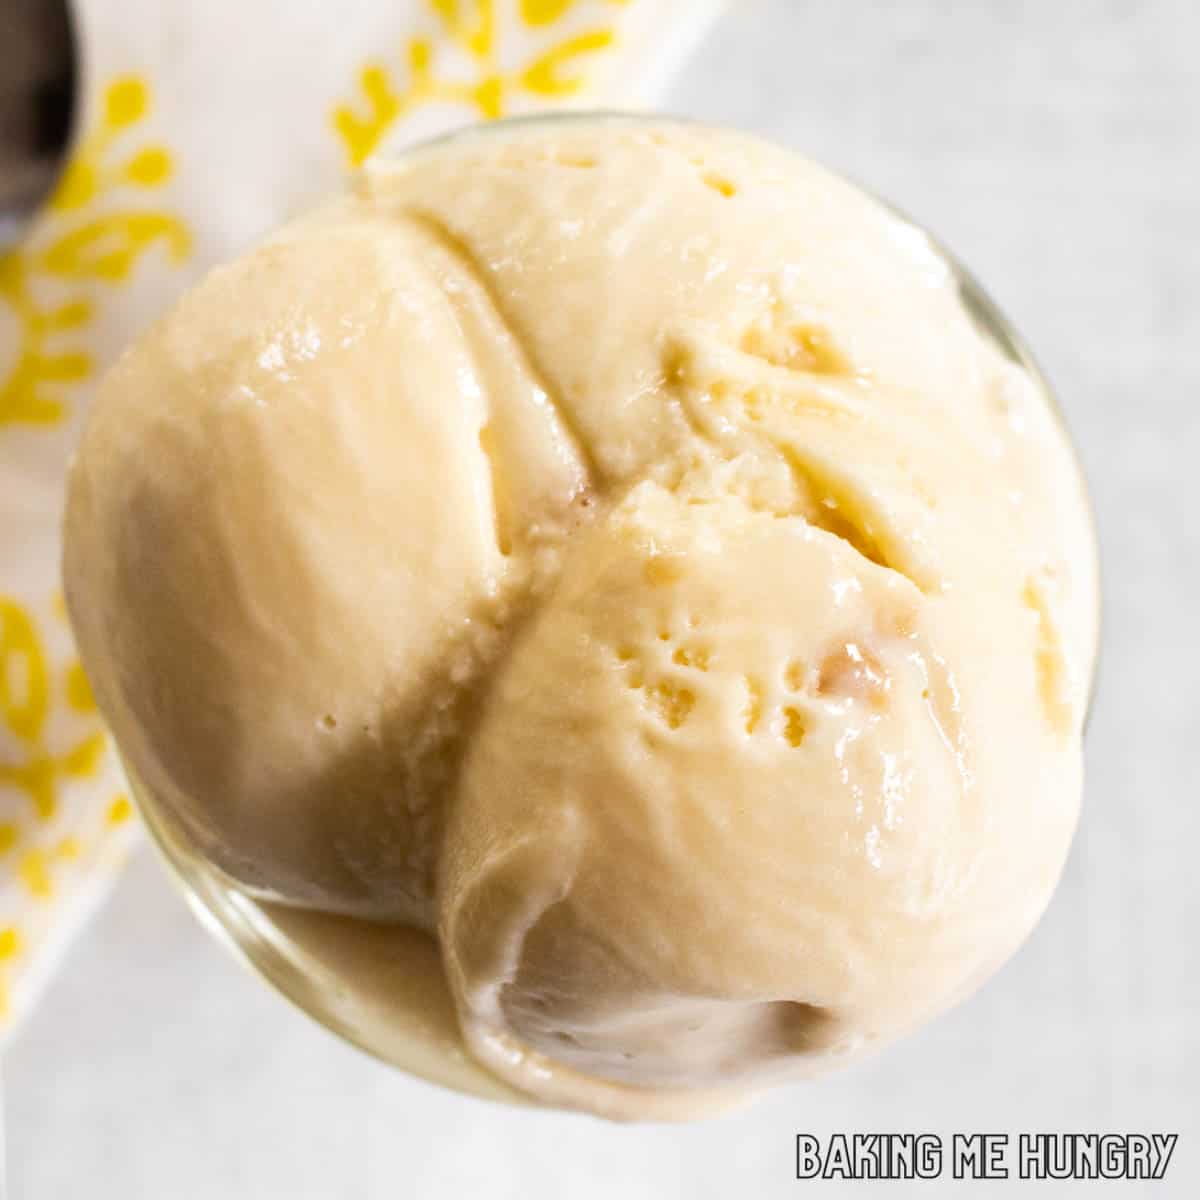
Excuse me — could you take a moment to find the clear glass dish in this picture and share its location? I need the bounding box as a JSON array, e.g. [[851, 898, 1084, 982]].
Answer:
[[125, 113, 1101, 1111]]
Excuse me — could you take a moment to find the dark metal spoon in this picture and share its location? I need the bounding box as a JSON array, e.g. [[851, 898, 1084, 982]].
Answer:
[[0, 0, 76, 249]]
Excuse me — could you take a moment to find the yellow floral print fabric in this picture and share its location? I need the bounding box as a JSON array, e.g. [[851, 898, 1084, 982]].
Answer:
[[334, 0, 627, 163], [0, 70, 186, 1030], [0, 0, 719, 1039], [1, 77, 189, 431]]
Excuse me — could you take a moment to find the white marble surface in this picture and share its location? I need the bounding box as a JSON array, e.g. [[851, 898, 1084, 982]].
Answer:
[[9, 1, 1199, 1195]]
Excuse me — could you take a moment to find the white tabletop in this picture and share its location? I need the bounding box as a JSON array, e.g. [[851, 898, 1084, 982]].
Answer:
[[10, 2, 1199, 1195]]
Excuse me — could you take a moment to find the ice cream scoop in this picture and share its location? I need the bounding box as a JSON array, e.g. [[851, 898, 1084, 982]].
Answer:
[[63, 118, 1098, 1119]]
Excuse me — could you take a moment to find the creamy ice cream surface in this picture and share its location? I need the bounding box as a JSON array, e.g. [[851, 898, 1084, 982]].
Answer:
[[64, 118, 1098, 1119]]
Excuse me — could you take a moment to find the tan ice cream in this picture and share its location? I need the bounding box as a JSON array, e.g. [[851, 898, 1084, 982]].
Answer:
[[63, 118, 1098, 1119]]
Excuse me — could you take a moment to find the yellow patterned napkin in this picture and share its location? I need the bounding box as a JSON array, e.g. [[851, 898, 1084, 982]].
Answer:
[[0, 0, 721, 1039]]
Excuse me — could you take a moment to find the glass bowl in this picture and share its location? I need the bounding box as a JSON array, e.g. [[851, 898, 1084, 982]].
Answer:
[[123, 114, 1101, 1111]]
